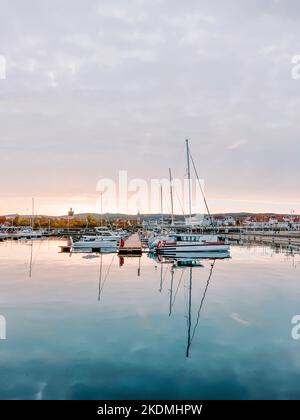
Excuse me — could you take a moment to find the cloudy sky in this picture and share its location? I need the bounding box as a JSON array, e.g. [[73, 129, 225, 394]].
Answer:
[[0, 0, 299, 215]]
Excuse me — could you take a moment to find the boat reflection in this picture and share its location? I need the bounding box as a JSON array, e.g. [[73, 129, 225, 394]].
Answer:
[[151, 251, 229, 358], [98, 253, 115, 301]]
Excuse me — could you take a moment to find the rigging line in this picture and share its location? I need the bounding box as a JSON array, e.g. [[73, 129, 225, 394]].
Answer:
[[162, 187, 171, 215], [174, 187, 185, 216], [188, 148, 213, 225], [190, 260, 216, 344]]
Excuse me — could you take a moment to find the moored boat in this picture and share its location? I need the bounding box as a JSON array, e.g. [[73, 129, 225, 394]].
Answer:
[[70, 236, 118, 250], [156, 233, 229, 255], [10, 227, 43, 240]]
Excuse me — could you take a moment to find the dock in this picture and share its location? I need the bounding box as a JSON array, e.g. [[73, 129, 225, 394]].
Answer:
[[118, 233, 143, 256], [227, 232, 300, 248]]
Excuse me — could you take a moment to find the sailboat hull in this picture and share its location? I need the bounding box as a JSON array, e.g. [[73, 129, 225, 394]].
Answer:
[[157, 243, 230, 254]]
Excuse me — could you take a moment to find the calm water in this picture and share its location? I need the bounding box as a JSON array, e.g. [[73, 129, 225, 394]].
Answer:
[[0, 239, 300, 400]]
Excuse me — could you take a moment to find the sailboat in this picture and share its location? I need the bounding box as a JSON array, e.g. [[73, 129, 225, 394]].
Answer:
[[156, 140, 230, 256]]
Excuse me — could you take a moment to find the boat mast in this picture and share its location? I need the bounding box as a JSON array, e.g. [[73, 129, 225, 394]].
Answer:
[[31, 198, 35, 229], [160, 184, 164, 228], [186, 139, 192, 226], [169, 168, 174, 226]]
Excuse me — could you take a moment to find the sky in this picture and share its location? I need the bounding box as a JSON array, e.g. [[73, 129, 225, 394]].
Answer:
[[0, 0, 300, 215]]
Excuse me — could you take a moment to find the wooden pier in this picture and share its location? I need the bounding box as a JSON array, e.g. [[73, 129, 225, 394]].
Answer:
[[227, 232, 300, 248], [118, 233, 143, 256]]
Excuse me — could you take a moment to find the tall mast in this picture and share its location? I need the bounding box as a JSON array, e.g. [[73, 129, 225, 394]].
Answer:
[[169, 168, 174, 226], [31, 198, 35, 229], [186, 139, 192, 226], [160, 184, 164, 227]]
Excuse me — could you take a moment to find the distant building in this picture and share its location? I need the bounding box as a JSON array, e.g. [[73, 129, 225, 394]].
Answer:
[[241, 214, 300, 230]]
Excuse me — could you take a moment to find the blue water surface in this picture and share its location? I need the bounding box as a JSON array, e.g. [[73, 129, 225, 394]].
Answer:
[[0, 239, 300, 400]]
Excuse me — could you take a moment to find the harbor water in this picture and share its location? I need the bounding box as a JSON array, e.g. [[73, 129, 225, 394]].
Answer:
[[0, 239, 300, 399]]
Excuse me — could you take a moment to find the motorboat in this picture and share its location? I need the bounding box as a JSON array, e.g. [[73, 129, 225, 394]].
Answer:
[[70, 236, 117, 250], [80, 227, 124, 244], [10, 227, 43, 240]]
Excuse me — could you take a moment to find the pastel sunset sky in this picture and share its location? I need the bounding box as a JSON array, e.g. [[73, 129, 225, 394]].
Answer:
[[0, 0, 299, 215]]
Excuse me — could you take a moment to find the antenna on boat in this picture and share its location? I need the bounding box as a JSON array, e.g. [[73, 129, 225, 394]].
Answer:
[[185, 140, 192, 227], [169, 168, 174, 226]]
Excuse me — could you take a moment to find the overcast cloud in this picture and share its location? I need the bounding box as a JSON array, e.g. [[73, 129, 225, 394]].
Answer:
[[0, 0, 299, 214]]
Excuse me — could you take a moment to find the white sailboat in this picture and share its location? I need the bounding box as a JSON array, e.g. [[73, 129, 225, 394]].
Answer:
[[151, 140, 230, 255], [156, 233, 229, 254]]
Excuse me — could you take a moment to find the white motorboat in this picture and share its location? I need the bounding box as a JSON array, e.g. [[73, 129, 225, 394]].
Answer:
[[81, 227, 123, 243], [70, 236, 118, 250], [11, 227, 43, 239]]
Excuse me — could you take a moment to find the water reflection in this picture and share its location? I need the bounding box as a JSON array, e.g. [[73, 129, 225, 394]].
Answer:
[[97, 253, 116, 302], [1, 240, 300, 399], [151, 254, 220, 358]]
